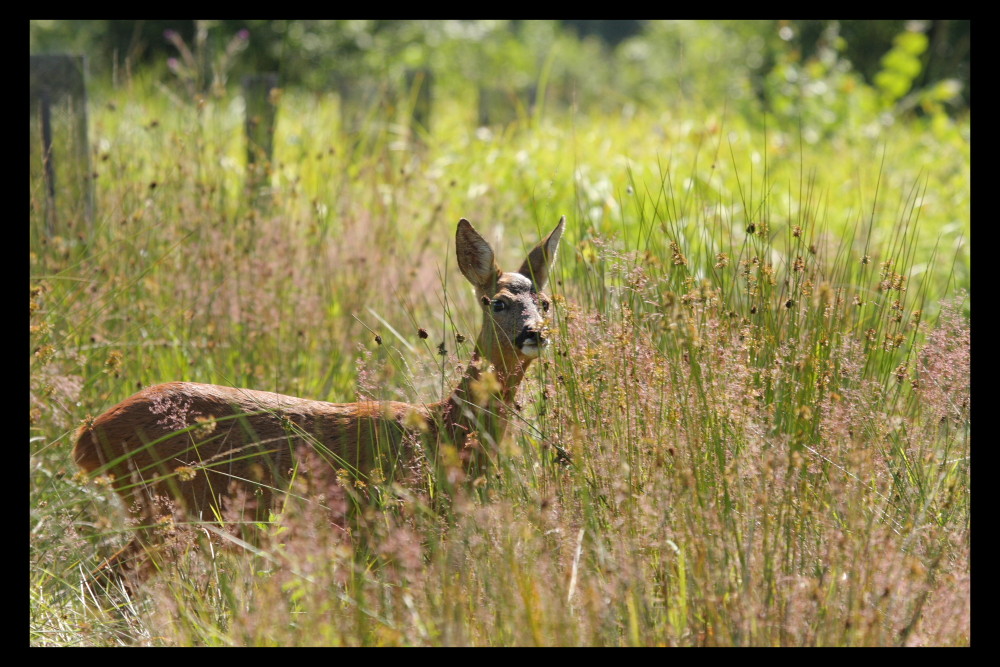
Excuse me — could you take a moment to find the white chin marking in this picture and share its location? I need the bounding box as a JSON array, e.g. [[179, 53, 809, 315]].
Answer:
[[519, 341, 543, 358]]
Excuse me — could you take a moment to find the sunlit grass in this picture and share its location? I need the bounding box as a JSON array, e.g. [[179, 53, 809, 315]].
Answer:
[[30, 76, 968, 646]]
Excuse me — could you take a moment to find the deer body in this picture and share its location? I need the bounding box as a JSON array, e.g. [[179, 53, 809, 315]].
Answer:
[[74, 217, 565, 583]]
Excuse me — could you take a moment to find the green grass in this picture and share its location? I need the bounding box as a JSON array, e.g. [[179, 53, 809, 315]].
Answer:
[[30, 73, 969, 646]]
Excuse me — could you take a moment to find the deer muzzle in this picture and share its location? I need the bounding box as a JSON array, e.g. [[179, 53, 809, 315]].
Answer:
[[515, 326, 548, 358]]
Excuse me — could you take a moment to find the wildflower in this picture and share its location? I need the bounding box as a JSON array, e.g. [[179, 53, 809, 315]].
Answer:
[[30, 322, 51, 336], [192, 415, 217, 441], [155, 514, 176, 535], [470, 371, 502, 407], [762, 263, 776, 285], [404, 407, 429, 433], [34, 344, 55, 365], [670, 241, 688, 267], [104, 350, 124, 376], [92, 474, 115, 487]]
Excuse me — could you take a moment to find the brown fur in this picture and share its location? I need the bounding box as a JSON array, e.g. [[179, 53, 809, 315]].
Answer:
[[74, 217, 565, 586]]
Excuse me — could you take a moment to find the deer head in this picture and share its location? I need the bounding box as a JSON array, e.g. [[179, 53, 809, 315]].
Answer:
[[456, 216, 565, 388]]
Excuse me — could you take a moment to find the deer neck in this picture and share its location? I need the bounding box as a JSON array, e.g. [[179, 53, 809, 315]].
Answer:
[[439, 344, 531, 452]]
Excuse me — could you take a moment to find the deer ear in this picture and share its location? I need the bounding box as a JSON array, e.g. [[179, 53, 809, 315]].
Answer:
[[456, 219, 501, 293], [517, 216, 565, 290]]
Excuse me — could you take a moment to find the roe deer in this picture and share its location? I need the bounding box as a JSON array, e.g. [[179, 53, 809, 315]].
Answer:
[[74, 216, 565, 586]]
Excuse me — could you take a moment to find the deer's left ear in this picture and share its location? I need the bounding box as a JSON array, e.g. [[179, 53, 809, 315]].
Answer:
[[518, 216, 565, 290], [456, 218, 501, 295]]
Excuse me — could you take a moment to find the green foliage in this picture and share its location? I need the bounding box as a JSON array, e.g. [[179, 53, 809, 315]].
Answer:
[[876, 30, 928, 104], [29, 23, 968, 646], [30, 20, 969, 119]]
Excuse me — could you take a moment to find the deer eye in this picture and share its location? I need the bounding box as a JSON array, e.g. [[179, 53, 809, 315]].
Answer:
[[492, 299, 506, 313], [540, 298, 550, 312]]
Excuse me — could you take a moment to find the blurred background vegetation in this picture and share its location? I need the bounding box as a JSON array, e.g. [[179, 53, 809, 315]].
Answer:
[[30, 20, 969, 120], [30, 20, 970, 646]]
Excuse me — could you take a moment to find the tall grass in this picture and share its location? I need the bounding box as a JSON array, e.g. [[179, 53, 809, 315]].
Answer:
[[30, 77, 969, 645]]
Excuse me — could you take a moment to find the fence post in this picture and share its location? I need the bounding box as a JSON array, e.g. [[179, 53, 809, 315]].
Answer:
[[29, 54, 93, 237], [337, 75, 394, 148], [404, 68, 433, 142], [242, 73, 280, 204], [477, 84, 536, 128]]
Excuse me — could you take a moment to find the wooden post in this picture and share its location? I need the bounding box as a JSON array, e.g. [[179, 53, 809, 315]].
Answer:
[[242, 73, 279, 204], [29, 55, 93, 237], [337, 75, 393, 147], [477, 84, 536, 128], [405, 68, 433, 141]]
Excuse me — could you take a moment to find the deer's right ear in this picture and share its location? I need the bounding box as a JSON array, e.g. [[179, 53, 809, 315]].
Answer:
[[517, 216, 565, 290], [456, 218, 501, 293]]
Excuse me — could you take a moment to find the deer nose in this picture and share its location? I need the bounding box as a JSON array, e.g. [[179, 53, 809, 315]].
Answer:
[[515, 325, 547, 350]]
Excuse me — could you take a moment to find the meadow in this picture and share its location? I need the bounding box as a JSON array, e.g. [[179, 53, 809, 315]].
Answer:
[[30, 47, 969, 645]]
